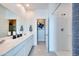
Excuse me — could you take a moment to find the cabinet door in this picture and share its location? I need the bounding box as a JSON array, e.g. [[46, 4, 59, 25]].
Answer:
[[16, 39, 28, 56], [15, 45, 25, 56], [16, 35, 33, 56], [4, 42, 25, 56], [24, 36, 33, 56]]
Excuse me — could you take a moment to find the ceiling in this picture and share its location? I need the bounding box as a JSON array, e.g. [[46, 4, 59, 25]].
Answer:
[[22, 3, 49, 11], [1, 3, 59, 19]]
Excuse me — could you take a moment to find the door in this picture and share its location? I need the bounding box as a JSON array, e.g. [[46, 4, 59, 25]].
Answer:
[[37, 19, 45, 42]]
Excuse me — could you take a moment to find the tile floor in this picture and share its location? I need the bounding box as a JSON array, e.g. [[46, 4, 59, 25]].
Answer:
[[29, 41, 57, 56], [56, 50, 72, 56]]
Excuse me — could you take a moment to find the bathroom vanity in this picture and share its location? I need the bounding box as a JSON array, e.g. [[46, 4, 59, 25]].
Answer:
[[0, 33, 33, 56]]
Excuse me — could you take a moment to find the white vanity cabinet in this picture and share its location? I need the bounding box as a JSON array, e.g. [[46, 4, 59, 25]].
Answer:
[[16, 35, 33, 56], [3, 35, 33, 56]]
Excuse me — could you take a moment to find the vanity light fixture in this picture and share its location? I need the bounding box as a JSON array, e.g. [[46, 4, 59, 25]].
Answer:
[[26, 4, 30, 7]]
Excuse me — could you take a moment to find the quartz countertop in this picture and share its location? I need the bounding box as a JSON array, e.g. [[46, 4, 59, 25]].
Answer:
[[0, 32, 33, 56]]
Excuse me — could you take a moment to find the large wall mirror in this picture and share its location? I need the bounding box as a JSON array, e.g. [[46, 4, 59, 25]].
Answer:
[[0, 4, 24, 38], [0, 4, 32, 39]]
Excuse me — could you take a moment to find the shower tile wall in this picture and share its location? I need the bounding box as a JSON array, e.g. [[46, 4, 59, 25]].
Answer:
[[72, 3, 79, 56]]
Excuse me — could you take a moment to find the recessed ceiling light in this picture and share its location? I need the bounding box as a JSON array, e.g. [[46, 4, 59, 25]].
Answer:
[[26, 4, 30, 7], [17, 4, 22, 7]]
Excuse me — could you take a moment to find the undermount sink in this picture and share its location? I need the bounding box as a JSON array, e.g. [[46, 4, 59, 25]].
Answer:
[[0, 40, 5, 44]]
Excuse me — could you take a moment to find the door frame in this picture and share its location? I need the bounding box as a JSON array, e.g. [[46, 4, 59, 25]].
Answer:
[[37, 19, 46, 44]]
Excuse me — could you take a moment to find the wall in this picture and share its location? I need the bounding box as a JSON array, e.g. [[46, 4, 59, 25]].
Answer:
[[14, 11, 34, 35], [55, 4, 72, 55], [48, 3, 60, 52], [0, 18, 8, 38], [33, 9, 48, 45], [0, 5, 9, 38], [49, 3, 72, 55], [72, 3, 79, 56]]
